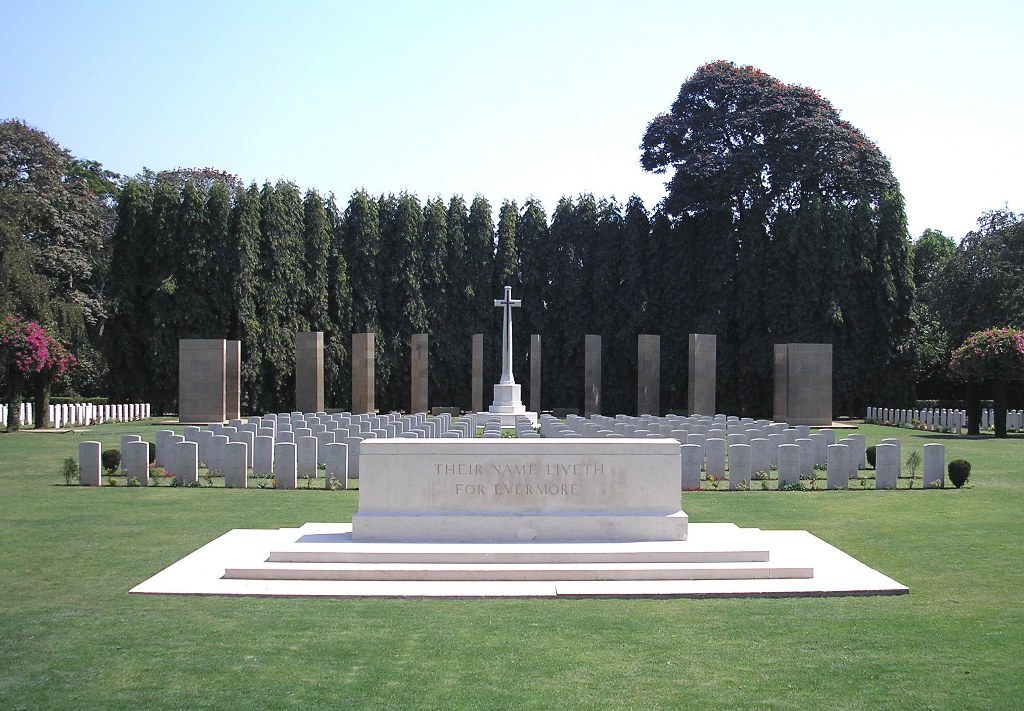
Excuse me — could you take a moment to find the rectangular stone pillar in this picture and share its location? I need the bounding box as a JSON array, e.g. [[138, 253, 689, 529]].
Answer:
[[687, 333, 716, 416], [529, 334, 541, 414], [585, 335, 601, 417], [637, 334, 660, 416], [411, 333, 428, 414], [295, 331, 324, 414], [178, 339, 226, 424], [225, 340, 241, 420], [352, 332, 375, 414], [471, 334, 483, 413], [773, 343, 833, 426]]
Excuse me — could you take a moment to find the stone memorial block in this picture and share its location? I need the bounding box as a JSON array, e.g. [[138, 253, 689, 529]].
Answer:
[[783, 428, 798, 444], [847, 433, 867, 469], [705, 437, 726, 478], [808, 432, 827, 466], [79, 441, 102, 486], [316, 430, 336, 464], [728, 443, 752, 490], [637, 334, 660, 416], [826, 444, 850, 489], [767, 433, 783, 466], [325, 442, 348, 490], [155, 429, 174, 468], [923, 443, 945, 488], [685, 433, 706, 460], [223, 442, 248, 488], [530, 334, 541, 414], [278, 431, 295, 444], [295, 331, 325, 414], [353, 439, 687, 543], [253, 435, 274, 476], [208, 434, 229, 472], [120, 435, 142, 468], [837, 437, 858, 478], [124, 440, 150, 486], [179, 339, 227, 424], [680, 443, 702, 491], [225, 340, 241, 420], [777, 444, 800, 487], [297, 436, 318, 479], [795, 438, 815, 476], [471, 333, 484, 414], [773, 343, 833, 426], [352, 332, 375, 415], [234, 429, 255, 467], [820, 429, 836, 446], [584, 334, 602, 417], [176, 440, 199, 485], [182, 426, 200, 442], [750, 438, 770, 475], [274, 442, 297, 490], [410, 333, 429, 414], [687, 333, 716, 416], [875, 443, 899, 489], [727, 433, 747, 447]]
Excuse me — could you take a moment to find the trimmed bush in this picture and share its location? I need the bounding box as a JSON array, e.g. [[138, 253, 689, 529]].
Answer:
[[866, 445, 876, 468], [101, 449, 121, 473], [948, 459, 971, 488], [148, 441, 156, 464]]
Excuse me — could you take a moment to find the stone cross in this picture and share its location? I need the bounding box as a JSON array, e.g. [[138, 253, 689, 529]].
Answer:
[[494, 285, 521, 385]]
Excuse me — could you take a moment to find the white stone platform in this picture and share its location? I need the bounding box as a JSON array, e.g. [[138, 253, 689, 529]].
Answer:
[[130, 522, 908, 598]]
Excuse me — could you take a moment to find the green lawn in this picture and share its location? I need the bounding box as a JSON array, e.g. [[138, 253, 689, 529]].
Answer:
[[1, 421, 1021, 710]]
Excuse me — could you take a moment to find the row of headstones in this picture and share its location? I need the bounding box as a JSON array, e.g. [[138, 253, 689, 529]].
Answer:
[[1, 402, 150, 428], [867, 406, 967, 432], [867, 406, 1024, 432], [542, 412, 944, 490], [77, 410, 484, 488], [478, 416, 541, 438]]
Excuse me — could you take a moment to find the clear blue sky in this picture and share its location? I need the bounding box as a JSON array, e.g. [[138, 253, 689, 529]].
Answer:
[[2, 0, 1021, 240]]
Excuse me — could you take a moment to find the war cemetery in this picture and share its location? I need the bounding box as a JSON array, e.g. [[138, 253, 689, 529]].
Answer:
[[3, 58, 1024, 708]]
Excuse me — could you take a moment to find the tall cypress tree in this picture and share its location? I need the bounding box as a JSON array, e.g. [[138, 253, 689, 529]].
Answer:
[[230, 183, 263, 413], [444, 195, 473, 408], [106, 179, 155, 404], [258, 181, 305, 411], [466, 196, 496, 388], [421, 197, 451, 404], [325, 196, 352, 410], [203, 180, 234, 338]]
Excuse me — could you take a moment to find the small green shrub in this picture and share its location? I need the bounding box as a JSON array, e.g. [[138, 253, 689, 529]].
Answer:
[[61, 457, 78, 486], [948, 459, 971, 488], [866, 445, 876, 468], [101, 449, 121, 473]]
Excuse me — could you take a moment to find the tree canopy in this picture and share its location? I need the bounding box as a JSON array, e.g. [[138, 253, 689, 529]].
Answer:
[[639, 61, 915, 414]]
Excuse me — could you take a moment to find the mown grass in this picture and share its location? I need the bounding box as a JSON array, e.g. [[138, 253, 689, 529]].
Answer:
[[0, 421, 1021, 710]]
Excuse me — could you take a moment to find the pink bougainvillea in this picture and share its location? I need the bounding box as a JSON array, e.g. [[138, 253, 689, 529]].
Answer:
[[949, 327, 1024, 383], [0, 316, 76, 378]]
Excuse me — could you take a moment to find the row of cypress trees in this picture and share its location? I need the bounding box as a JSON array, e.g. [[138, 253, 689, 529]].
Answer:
[[106, 176, 914, 417]]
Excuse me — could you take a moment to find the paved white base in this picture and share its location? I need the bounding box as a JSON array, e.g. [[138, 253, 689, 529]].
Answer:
[[130, 522, 908, 598]]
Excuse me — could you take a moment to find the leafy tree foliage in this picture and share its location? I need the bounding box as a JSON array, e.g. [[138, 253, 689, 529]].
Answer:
[[640, 61, 914, 415], [0, 120, 114, 410], [911, 228, 956, 288]]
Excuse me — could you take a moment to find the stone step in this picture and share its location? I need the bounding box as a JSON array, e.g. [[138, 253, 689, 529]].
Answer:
[[223, 561, 813, 582], [267, 546, 770, 564]]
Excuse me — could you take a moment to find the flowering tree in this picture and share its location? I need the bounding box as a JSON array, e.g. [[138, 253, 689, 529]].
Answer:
[[949, 327, 1024, 437], [0, 316, 76, 429]]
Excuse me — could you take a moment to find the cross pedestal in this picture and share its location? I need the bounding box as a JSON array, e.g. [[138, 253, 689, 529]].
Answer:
[[484, 286, 537, 427]]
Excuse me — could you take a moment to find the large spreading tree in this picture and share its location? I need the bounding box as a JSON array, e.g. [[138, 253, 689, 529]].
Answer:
[[640, 61, 915, 415]]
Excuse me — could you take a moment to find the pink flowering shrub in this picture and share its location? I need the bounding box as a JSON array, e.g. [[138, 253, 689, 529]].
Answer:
[[1, 316, 77, 429], [949, 327, 1024, 383], [0, 316, 76, 377]]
